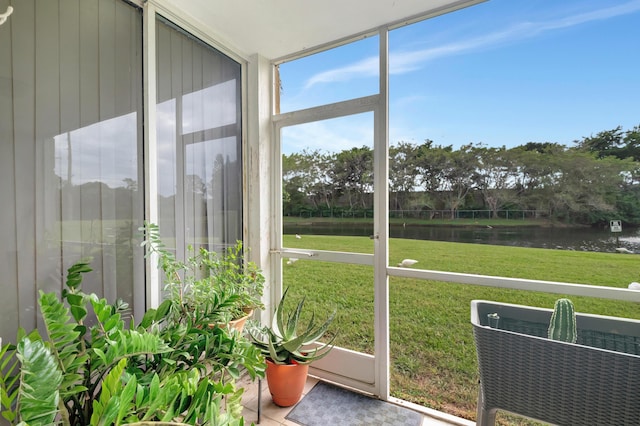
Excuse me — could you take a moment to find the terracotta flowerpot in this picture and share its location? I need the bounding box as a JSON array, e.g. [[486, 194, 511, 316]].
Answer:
[[209, 309, 253, 333], [265, 359, 309, 407], [228, 309, 253, 332]]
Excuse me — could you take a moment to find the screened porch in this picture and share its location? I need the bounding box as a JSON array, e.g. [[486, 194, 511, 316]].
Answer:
[[1, 0, 639, 425]]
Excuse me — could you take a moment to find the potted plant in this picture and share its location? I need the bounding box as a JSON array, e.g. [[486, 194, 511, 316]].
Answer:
[[0, 260, 249, 425], [141, 222, 265, 331], [137, 223, 266, 413], [249, 288, 337, 407], [200, 240, 265, 330]]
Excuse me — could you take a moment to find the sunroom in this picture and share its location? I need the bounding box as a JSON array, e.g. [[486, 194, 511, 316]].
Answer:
[[2, 0, 639, 425]]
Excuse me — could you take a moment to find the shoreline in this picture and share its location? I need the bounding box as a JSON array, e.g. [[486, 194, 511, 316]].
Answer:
[[283, 217, 597, 229]]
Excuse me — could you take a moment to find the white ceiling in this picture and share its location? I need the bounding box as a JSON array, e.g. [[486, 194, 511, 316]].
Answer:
[[165, 0, 485, 61]]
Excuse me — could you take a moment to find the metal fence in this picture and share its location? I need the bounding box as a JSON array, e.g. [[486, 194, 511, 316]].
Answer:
[[390, 209, 541, 220], [290, 209, 542, 220]]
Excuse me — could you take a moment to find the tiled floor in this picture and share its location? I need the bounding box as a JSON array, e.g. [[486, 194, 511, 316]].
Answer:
[[239, 374, 471, 426]]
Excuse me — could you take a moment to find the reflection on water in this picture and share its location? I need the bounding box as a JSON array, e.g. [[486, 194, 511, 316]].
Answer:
[[284, 223, 640, 253]]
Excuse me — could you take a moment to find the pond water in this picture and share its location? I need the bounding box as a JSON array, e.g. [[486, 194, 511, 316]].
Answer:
[[284, 222, 640, 254]]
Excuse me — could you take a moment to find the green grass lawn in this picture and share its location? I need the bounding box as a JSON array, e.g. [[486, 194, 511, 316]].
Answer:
[[282, 234, 640, 424]]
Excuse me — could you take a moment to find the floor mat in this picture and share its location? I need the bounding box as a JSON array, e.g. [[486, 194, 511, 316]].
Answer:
[[285, 381, 423, 426]]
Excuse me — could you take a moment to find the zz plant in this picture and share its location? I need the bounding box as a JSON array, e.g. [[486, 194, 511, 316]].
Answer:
[[0, 260, 253, 425]]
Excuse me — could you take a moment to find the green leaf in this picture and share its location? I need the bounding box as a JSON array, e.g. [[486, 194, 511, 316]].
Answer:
[[15, 338, 62, 425], [69, 305, 88, 323], [104, 314, 122, 331], [134, 383, 144, 410], [148, 374, 160, 406], [156, 299, 173, 319], [90, 358, 127, 426], [65, 293, 84, 307], [139, 308, 157, 328], [95, 397, 120, 426], [117, 376, 137, 423], [93, 348, 107, 365], [65, 261, 92, 289]]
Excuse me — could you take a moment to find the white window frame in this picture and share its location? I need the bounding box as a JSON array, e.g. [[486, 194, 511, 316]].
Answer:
[[141, 1, 250, 309], [269, 22, 640, 402]]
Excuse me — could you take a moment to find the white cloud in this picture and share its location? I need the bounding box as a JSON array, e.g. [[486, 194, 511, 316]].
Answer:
[[54, 113, 138, 188], [282, 116, 373, 155], [303, 1, 640, 88], [304, 57, 378, 89], [393, 94, 426, 109]]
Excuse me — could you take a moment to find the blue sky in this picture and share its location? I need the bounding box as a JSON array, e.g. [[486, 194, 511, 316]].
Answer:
[[279, 0, 640, 154]]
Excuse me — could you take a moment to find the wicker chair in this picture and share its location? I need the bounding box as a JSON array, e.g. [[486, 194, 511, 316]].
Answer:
[[471, 300, 640, 426]]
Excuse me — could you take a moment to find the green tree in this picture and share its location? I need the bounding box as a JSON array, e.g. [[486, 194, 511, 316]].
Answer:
[[389, 142, 421, 210], [575, 126, 625, 159], [413, 140, 449, 215], [548, 151, 627, 223], [307, 150, 337, 212], [616, 186, 640, 223], [282, 152, 310, 215], [614, 155, 640, 223], [472, 145, 518, 218], [620, 124, 640, 161], [333, 146, 373, 209], [510, 143, 563, 214], [437, 144, 479, 219]]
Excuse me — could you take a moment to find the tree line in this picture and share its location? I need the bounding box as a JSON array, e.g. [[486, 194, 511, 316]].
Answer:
[[283, 125, 640, 225]]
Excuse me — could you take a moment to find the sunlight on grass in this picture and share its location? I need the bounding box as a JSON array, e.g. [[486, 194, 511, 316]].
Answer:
[[282, 234, 640, 423], [283, 259, 375, 354]]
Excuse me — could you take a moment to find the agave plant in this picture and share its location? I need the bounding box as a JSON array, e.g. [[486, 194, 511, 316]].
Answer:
[[249, 288, 337, 365]]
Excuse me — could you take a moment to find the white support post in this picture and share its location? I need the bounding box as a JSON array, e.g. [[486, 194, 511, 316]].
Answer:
[[143, 3, 160, 309], [246, 54, 275, 326], [374, 28, 391, 400]]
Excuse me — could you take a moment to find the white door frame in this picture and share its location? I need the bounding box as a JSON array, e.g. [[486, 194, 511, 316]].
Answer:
[[271, 29, 391, 398]]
